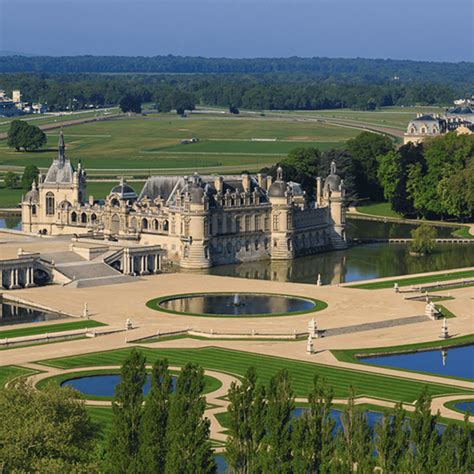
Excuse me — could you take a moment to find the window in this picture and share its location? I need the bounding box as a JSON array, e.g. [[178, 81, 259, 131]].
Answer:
[[81, 213, 87, 224], [45, 192, 55, 216], [153, 219, 159, 231], [31, 205, 36, 216], [254, 215, 260, 231], [91, 213, 97, 223], [245, 215, 251, 232], [162, 220, 169, 232], [273, 214, 279, 231], [71, 212, 77, 223], [264, 216, 270, 231], [235, 217, 241, 232], [141, 218, 148, 230]]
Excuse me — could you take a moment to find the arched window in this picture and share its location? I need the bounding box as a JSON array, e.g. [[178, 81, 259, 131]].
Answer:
[[81, 213, 87, 224], [254, 215, 260, 231], [90, 213, 97, 223], [45, 192, 55, 216], [111, 198, 120, 207], [111, 214, 120, 234], [31, 205, 36, 216], [71, 211, 77, 223], [130, 217, 137, 229], [162, 220, 169, 232], [153, 219, 159, 231], [141, 218, 148, 230]]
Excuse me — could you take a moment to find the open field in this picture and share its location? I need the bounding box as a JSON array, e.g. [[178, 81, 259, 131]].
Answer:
[[0, 114, 360, 173], [0, 365, 38, 387], [0, 180, 145, 208], [39, 346, 471, 403], [276, 106, 447, 131]]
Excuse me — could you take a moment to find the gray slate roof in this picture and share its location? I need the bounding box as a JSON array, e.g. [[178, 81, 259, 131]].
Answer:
[[44, 158, 74, 184]]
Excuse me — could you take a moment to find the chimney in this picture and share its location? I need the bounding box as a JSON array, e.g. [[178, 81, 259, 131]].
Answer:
[[266, 176, 273, 189], [214, 176, 223, 193], [89, 195, 94, 205], [316, 177, 322, 206], [241, 173, 250, 193], [257, 173, 266, 190]]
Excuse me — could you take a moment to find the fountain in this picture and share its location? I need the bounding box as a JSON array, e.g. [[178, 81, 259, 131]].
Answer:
[[232, 294, 243, 307]]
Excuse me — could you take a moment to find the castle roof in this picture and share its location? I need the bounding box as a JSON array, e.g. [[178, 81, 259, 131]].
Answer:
[[44, 131, 75, 184]]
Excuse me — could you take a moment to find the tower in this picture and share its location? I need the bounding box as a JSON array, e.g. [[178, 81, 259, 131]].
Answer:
[[268, 166, 294, 260], [321, 162, 347, 249]]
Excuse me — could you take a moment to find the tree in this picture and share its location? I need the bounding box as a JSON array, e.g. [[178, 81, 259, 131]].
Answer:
[[291, 376, 335, 473], [261, 370, 295, 473], [346, 131, 394, 200], [172, 90, 196, 115], [138, 359, 173, 473], [106, 348, 146, 473], [7, 120, 46, 151], [0, 379, 98, 471], [4, 171, 19, 189], [119, 94, 142, 114], [409, 224, 437, 255], [165, 363, 216, 474], [226, 367, 267, 474], [21, 164, 39, 190]]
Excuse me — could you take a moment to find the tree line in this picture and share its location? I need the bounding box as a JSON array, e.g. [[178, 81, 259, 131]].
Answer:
[[0, 72, 469, 112], [1, 56, 473, 85], [1, 349, 472, 472]]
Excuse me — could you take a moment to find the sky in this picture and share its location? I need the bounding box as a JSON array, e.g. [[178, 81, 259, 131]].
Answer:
[[0, 0, 473, 61]]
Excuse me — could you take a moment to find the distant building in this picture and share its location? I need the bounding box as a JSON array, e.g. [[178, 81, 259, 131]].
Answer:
[[22, 133, 348, 270], [0, 89, 47, 117]]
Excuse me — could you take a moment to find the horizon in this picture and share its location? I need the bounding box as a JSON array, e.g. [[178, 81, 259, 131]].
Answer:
[[1, 0, 472, 62]]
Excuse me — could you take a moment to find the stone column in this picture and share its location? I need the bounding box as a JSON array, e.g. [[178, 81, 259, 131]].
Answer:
[[153, 254, 159, 273], [0, 270, 4, 289], [141, 255, 147, 274], [10, 268, 20, 289]]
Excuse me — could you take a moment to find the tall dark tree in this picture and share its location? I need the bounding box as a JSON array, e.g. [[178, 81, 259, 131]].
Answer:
[[226, 367, 267, 474], [107, 348, 146, 473], [21, 164, 39, 190], [138, 359, 173, 473], [165, 363, 216, 474], [7, 120, 46, 152], [119, 94, 142, 114], [346, 131, 394, 200], [291, 376, 335, 473], [261, 370, 295, 473]]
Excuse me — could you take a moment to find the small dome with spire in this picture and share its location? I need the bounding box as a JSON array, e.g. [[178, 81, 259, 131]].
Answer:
[[24, 181, 39, 202], [324, 161, 342, 192], [110, 178, 138, 201], [268, 165, 288, 198]]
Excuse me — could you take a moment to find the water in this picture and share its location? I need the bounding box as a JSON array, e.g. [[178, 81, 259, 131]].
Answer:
[[61, 374, 177, 397], [0, 217, 21, 230], [158, 293, 315, 316], [207, 243, 474, 285], [346, 219, 460, 240], [453, 401, 474, 413], [0, 301, 65, 326], [359, 344, 474, 380]]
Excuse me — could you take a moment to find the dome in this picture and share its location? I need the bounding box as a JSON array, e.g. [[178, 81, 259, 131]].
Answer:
[[110, 179, 137, 200], [324, 161, 342, 192], [24, 189, 39, 202], [268, 181, 287, 198]]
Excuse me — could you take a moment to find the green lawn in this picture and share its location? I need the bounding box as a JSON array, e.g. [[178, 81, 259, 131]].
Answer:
[[0, 319, 106, 339], [0, 365, 38, 387], [0, 115, 360, 172], [348, 269, 474, 290], [38, 346, 471, 403], [355, 202, 402, 219]]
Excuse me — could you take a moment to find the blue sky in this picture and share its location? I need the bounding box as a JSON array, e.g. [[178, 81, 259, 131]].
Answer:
[[1, 0, 472, 61]]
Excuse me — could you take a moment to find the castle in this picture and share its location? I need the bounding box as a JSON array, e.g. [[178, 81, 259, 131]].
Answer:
[[22, 132, 347, 270]]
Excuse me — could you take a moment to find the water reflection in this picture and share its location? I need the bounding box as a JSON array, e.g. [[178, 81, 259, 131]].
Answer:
[[0, 301, 65, 326], [0, 217, 21, 230], [359, 345, 474, 380], [159, 294, 315, 316], [207, 243, 474, 285]]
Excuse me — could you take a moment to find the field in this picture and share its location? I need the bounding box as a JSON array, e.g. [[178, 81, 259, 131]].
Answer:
[[39, 346, 471, 403], [274, 106, 447, 131], [0, 114, 360, 174]]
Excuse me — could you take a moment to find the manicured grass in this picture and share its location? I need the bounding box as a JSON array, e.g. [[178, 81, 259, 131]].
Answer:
[[0, 115, 359, 171], [0, 365, 38, 387], [452, 226, 474, 239], [0, 319, 106, 339], [0, 184, 23, 208], [36, 368, 222, 400], [435, 304, 456, 319], [38, 346, 471, 403], [147, 292, 327, 318], [444, 398, 474, 416], [348, 269, 474, 290], [355, 202, 402, 219], [332, 334, 474, 364]]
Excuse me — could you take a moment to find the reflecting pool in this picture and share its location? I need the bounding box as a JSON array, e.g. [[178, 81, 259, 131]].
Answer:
[[206, 243, 474, 285], [158, 293, 316, 316], [359, 345, 474, 380], [453, 401, 474, 413], [0, 300, 65, 326], [61, 374, 177, 397]]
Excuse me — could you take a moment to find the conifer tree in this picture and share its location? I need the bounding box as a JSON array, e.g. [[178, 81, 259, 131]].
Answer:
[[261, 369, 295, 474], [106, 348, 146, 473], [226, 367, 267, 474], [164, 363, 216, 474], [138, 359, 173, 473], [375, 402, 409, 472], [292, 376, 335, 473]]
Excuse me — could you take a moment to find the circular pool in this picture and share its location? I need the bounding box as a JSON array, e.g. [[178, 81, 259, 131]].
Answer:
[[148, 292, 326, 317], [453, 401, 474, 414]]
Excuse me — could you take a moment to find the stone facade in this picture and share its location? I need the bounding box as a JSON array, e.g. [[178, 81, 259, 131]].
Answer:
[[22, 134, 347, 270]]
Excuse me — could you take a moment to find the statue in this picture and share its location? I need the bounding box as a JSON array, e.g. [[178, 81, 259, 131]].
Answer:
[[393, 283, 399, 293], [308, 318, 317, 338], [306, 333, 314, 354], [83, 302, 89, 319], [125, 318, 133, 330], [425, 301, 440, 320], [441, 318, 449, 339], [316, 274, 322, 286]]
